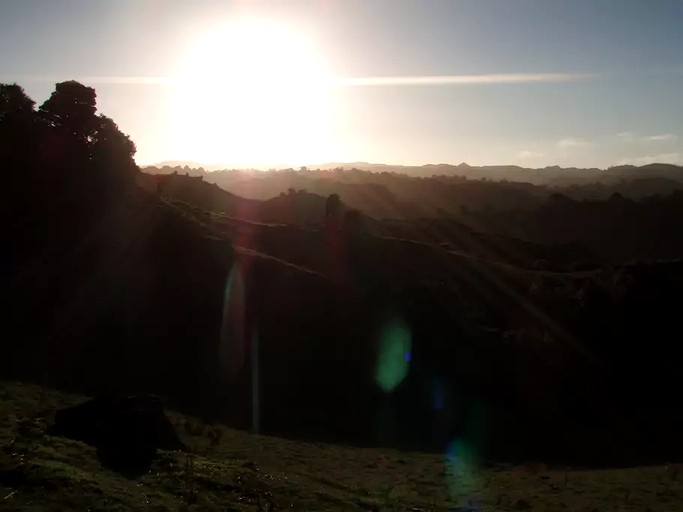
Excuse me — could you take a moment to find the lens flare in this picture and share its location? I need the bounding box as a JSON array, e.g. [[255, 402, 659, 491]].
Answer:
[[431, 377, 445, 411], [445, 438, 482, 509], [444, 400, 492, 509], [251, 327, 260, 434], [219, 262, 246, 380], [375, 317, 412, 393]]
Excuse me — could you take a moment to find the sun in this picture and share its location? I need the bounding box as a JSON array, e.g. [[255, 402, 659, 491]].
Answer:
[[168, 19, 338, 167]]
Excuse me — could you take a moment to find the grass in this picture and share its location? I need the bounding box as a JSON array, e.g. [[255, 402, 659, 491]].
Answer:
[[1, 381, 681, 511]]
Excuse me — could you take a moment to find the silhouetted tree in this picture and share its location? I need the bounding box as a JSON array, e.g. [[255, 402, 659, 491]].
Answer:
[[0, 83, 35, 121], [343, 209, 362, 234], [1, 84, 40, 217], [91, 115, 136, 159], [324, 193, 341, 231], [0, 83, 38, 158], [90, 114, 137, 187], [2, 81, 140, 210], [325, 193, 341, 219], [39, 80, 97, 140]]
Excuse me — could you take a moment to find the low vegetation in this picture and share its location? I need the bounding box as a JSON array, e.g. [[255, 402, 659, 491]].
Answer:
[[2, 382, 681, 511]]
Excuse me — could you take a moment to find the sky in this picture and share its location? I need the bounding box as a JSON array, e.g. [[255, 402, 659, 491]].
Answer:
[[1, 0, 682, 169]]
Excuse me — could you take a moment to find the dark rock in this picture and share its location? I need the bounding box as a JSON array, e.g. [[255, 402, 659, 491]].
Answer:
[[50, 395, 186, 473]]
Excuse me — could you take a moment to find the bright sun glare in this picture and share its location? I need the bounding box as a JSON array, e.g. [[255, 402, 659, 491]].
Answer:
[[169, 19, 338, 167]]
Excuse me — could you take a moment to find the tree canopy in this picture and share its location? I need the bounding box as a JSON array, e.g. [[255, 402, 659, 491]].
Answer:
[[0, 83, 35, 120], [2, 81, 139, 215], [39, 80, 97, 140]]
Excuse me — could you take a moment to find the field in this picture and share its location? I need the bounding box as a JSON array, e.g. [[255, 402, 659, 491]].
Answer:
[[1, 381, 680, 511]]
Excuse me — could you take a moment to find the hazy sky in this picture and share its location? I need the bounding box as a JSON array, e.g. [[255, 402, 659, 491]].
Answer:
[[1, 0, 682, 168]]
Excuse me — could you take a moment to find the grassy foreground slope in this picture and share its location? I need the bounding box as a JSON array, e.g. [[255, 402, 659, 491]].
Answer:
[[2, 382, 681, 511]]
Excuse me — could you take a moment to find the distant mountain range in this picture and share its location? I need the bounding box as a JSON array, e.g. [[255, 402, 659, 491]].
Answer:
[[311, 162, 683, 184], [144, 161, 683, 186]]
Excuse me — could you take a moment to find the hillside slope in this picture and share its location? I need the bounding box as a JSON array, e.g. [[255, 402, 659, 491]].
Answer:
[[2, 381, 681, 511], [142, 172, 596, 269]]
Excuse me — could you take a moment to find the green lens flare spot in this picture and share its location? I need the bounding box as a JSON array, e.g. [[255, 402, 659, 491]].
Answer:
[[445, 438, 481, 503], [375, 317, 412, 393]]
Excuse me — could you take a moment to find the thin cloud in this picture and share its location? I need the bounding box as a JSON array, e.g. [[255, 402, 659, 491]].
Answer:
[[330, 72, 595, 87], [2, 74, 174, 85], [5, 72, 595, 87], [517, 150, 545, 159], [619, 153, 680, 166], [557, 137, 593, 149], [616, 132, 678, 143], [645, 133, 677, 142], [81, 76, 173, 85]]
